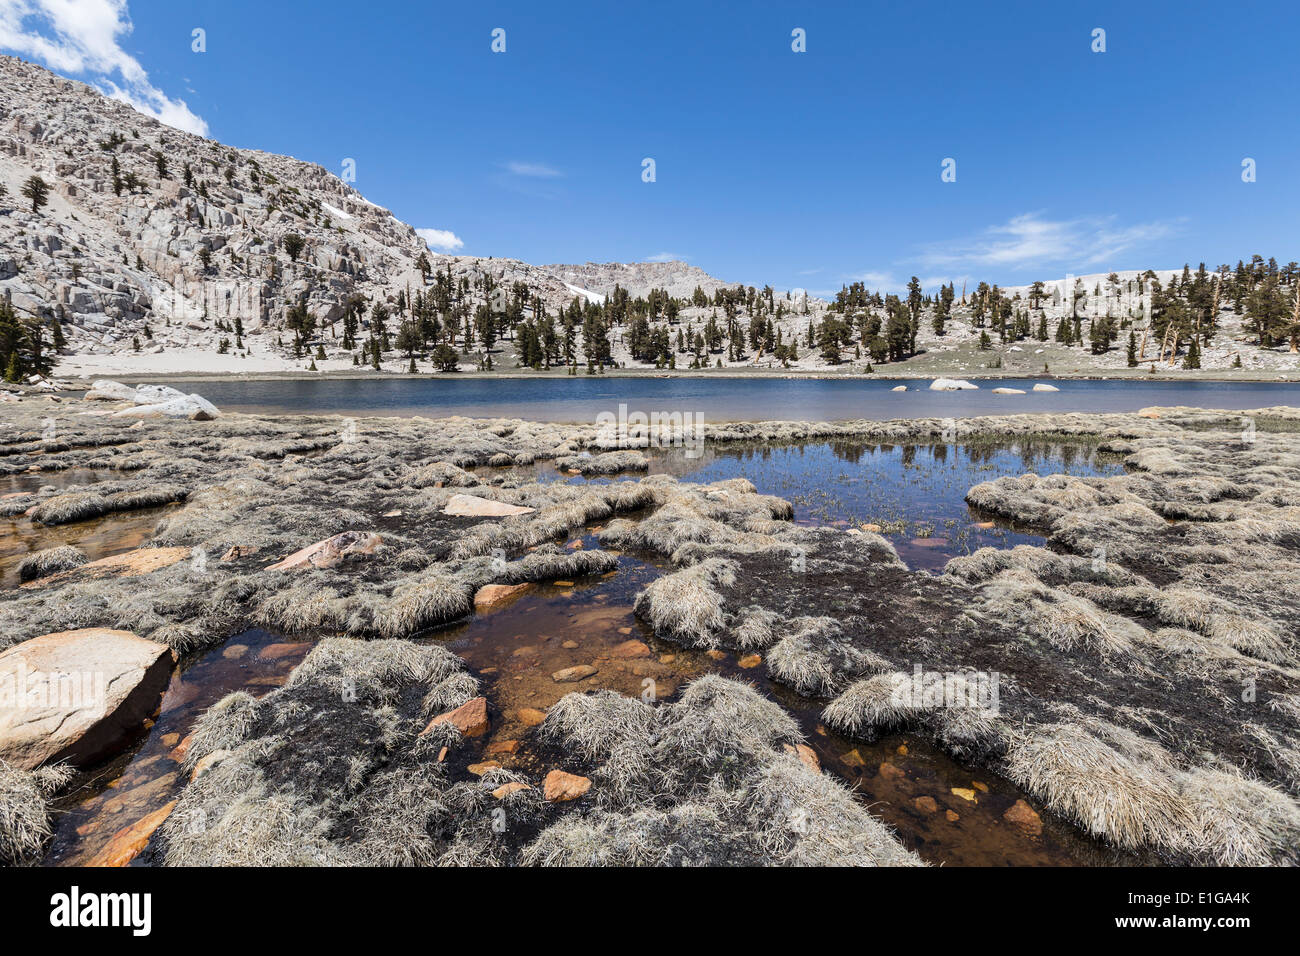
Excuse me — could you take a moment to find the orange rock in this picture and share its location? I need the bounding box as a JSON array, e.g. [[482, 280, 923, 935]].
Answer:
[[561, 640, 579, 649], [783, 743, 821, 772], [258, 642, 308, 661], [543, 770, 592, 802], [861, 523, 883, 533], [878, 761, 905, 781], [840, 749, 866, 768], [945, 810, 960, 822], [516, 707, 547, 726], [896, 743, 909, 755], [972, 780, 990, 793], [87, 800, 178, 867], [737, 653, 762, 669], [487, 739, 520, 755], [951, 787, 977, 802], [914, 796, 939, 813], [421, 697, 489, 738], [468, 761, 501, 776], [553, 580, 575, 587], [160, 733, 180, 748], [1003, 799, 1042, 836], [473, 582, 535, 608], [170, 733, 194, 763], [705, 649, 726, 661], [659, 654, 675, 664], [20, 548, 192, 590], [551, 664, 597, 683], [610, 639, 650, 659], [442, 494, 535, 517], [492, 782, 531, 800]]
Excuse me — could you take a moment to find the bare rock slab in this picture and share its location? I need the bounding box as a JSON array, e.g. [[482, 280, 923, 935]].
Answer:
[[442, 494, 535, 517], [543, 769, 592, 802], [19, 547, 191, 590], [0, 628, 176, 770], [421, 696, 489, 738]]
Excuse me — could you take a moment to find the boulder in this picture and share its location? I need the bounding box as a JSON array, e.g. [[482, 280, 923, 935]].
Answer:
[[111, 394, 220, 421], [132, 384, 187, 405], [83, 380, 137, 402], [929, 378, 979, 391], [442, 494, 535, 517], [890, 385, 907, 392], [543, 769, 592, 802], [0, 628, 176, 770], [1031, 383, 1060, 392], [991, 387, 1026, 395], [421, 696, 489, 738], [264, 531, 382, 572]]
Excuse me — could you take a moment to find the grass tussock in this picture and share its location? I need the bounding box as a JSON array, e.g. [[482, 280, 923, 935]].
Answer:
[[0, 761, 73, 866], [633, 559, 736, 647], [17, 545, 87, 582]]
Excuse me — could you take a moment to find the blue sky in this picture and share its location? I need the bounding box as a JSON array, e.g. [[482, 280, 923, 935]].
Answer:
[[2, 0, 1297, 295]]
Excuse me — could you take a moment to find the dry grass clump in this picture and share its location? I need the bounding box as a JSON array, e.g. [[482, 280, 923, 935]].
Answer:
[[182, 691, 262, 773], [28, 485, 186, 525], [502, 544, 618, 584], [526, 675, 920, 866], [1177, 765, 1300, 865], [1006, 719, 1196, 853], [766, 617, 889, 696], [408, 461, 478, 488], [978, 572, 1138, 655], [823, 671, 1005, 759], [286, 638, 469, 711], [633, 559, 736, 646], [731, 607, 782, 649], [0, 761, 73, 865], [745, 756, 922, 866], [352, 572, 474, 639], [16, 545, 86, 582], [554, 450, 649, 476]]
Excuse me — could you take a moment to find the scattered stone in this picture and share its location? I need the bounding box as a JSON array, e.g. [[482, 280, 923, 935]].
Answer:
[[972, 780, 990, 793], [610, 639, 650, 659], [492, 782, 531, 800], [878, 761, 905, 781], [1031, 383, 1059, 392], [553, 580, 574, 587], [486, 739, 520, 755], [783, 743, 821, 772], [705, 649, 726, 661], [516, 707, 547, 726], [861, 523, 883, 532], [221, 644, 248, 660], [992, 387, 1026, 395], [543, 769, 592, 802], [551, 664, 597, 683], [468, 761, 502, 776], [219, 545, 259, 562], [0, 628, 175, 770], [891, 385, 907, 392], [737, 653, 762, 669], [421, 697, 489, 738], [841, 749, 865, 769], [1003, 799, 1043, 836], [951, 787, 977, 802], [914, 796, 939, 813], [265, 531, 382, 572], [257, 642, 308, 661], [945, 810, 960, 822]]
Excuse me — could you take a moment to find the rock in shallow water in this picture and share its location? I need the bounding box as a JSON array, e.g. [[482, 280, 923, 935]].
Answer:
[[0, 628, 175, 770]]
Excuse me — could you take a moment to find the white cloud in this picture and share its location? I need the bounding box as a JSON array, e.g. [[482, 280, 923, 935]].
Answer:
[[416, 228, 464, 252], [503, 161, 561, 178], [644, 252, 688, 263], [918, 212, 1179, 271], [845, 270, 897, 289], [0, 0, 207, 135]]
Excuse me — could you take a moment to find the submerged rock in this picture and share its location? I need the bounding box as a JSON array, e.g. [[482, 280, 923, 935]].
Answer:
[[87, 800, 178, 867], [0, 629, 175, 770]]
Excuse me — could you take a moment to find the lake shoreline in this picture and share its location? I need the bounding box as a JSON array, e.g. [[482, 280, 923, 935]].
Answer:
[[48, 366, 1300, 386]]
